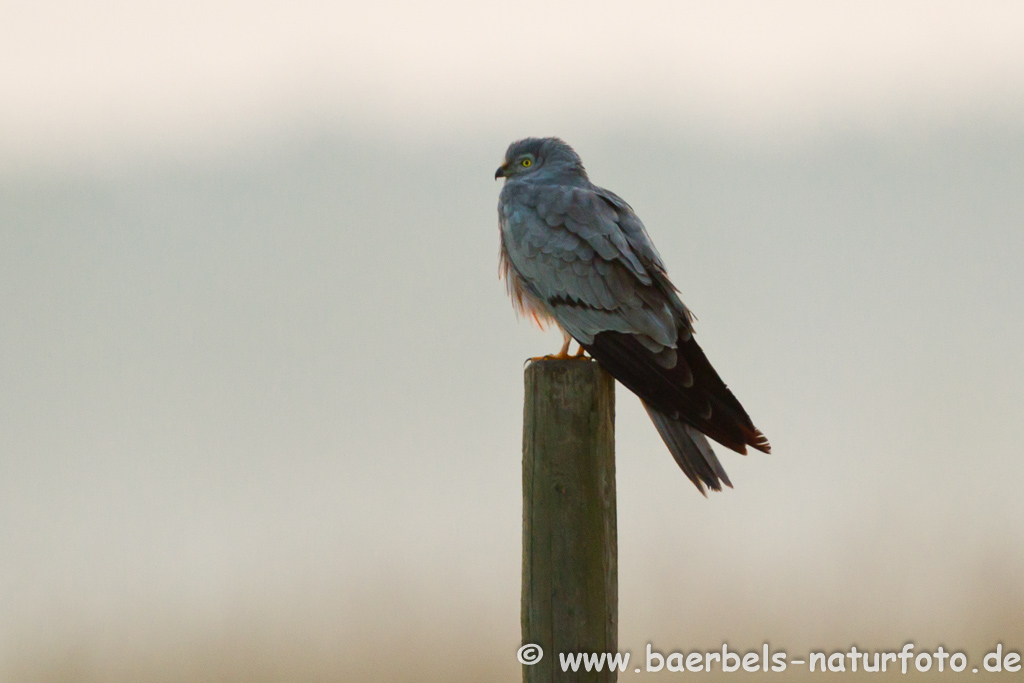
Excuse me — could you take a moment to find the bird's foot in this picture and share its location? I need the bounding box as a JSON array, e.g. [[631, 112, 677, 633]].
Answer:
[[527, 350, 573, 362], [528, 347, 589, 363], [527, 336, 589, 363]]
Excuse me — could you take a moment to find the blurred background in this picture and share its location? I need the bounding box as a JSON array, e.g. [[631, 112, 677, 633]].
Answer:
[[2, 1, 1023, 680]]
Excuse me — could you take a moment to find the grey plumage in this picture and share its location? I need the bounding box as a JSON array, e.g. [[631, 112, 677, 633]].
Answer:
[[496, 137, 769, 494]]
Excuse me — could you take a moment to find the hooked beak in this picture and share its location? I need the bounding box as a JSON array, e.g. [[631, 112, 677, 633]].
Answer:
[[495, 163, 508, 179]]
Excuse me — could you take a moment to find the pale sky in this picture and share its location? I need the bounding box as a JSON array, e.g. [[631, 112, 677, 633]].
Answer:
[[3, 1, 1024, 162]]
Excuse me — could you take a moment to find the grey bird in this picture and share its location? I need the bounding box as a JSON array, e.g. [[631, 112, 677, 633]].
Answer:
[[495, 137, 770, 494]]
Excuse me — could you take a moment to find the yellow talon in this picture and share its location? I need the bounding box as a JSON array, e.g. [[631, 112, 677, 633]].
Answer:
[[528, 336, 588, 362]]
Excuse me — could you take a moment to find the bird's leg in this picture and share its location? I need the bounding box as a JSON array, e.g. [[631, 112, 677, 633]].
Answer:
[[555, 333, 572, 359], [528, 331, 577, 362], [572, 342, 588, 358]]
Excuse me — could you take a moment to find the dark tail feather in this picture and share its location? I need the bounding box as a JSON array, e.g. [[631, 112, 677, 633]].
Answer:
[[644, 403, 732, 495]]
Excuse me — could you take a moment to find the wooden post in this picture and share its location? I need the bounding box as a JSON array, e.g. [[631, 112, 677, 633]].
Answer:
[[522, 359, 617, 682]]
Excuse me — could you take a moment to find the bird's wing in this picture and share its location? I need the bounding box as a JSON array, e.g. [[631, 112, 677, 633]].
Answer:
[[502, 182, 769, 475], [502, 183, 678, 355]]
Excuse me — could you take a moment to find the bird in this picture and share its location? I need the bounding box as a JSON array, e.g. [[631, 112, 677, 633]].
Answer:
[[495, 137, 769, 494]]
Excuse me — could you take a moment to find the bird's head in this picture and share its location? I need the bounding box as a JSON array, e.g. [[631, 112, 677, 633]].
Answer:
[[495, 137, 586, 180]]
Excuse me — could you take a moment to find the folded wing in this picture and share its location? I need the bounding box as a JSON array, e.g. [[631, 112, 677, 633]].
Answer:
[[500, 181, 769, 493]]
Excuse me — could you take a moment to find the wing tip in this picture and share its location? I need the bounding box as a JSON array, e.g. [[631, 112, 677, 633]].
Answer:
[[749, 428, 771, 454]]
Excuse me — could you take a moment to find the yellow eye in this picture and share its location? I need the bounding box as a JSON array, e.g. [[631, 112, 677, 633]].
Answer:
[[521, 158, 532, 167]]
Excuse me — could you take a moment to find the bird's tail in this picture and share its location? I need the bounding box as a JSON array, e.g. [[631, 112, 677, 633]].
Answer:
[[643, 403, 732, 495]]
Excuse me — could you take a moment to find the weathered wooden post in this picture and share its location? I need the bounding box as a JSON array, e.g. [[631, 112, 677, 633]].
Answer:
[[522, 359, 617, 682]]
